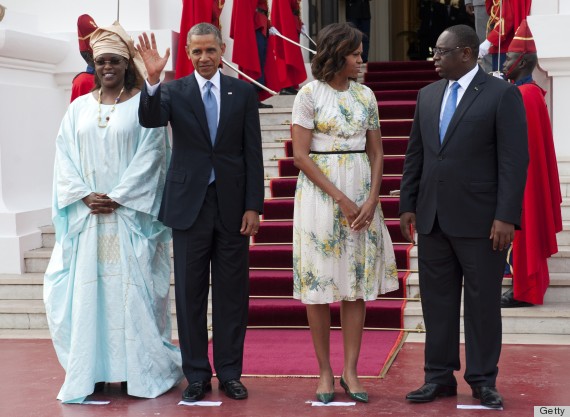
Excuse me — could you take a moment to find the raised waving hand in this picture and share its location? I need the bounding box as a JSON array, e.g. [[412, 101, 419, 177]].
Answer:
[[136, 32, 171, 85]]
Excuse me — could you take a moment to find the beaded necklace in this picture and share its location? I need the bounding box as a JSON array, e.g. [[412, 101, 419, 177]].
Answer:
[[97, 86, 125, 128]]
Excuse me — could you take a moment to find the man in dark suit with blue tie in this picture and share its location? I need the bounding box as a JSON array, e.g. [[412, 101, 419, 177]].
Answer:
[[136, 23, 264, 402], [399, 25, 528, 409]]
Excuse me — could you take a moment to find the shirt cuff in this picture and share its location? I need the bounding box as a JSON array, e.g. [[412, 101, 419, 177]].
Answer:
[[145, 80, 161, 96]]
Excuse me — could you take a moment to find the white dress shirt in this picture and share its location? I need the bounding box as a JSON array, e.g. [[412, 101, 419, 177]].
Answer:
[[439, 63, 479, 123]]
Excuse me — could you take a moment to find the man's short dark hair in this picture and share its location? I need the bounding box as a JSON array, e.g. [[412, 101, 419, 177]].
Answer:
[[188, 23, 223, 46], [444, 24, 480, 56]]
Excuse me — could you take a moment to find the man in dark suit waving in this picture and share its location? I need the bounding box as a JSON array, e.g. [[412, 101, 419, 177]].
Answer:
[[399, 25, 528, 409], [137, 23, 264, 402]]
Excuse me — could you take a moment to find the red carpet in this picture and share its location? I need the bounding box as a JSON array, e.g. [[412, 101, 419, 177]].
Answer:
[[268, 176, 402, 198], [365, 70, 438, 83], [225, 329, 404, 377], [365, 80, 431, 92], [245, 61, 432, 377], [366, 61, 435, 71]]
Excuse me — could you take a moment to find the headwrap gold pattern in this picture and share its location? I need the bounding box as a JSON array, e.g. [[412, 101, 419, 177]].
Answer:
[[90, 21, 146, 89]]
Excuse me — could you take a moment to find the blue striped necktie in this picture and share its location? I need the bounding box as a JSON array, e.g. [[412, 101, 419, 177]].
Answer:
[[203, 81, 217, 183], [439, 82, 460, 144]]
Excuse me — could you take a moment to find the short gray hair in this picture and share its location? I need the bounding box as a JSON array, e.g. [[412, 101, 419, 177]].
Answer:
[[187, 23, 223, 46]]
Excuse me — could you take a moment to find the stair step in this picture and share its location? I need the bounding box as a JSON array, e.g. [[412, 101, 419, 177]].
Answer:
[[280, 134, 411, 160], [378, 101, 416, 119], [557, 221, 570, 246], [557, 157, 570, 176], [262, 198, 295, 220], [0, 273, 45, 300], [550, 244, 570, 264], [365, 70, 438, 83], [374, 90, 419, 102], [277, 155, 405, 177], [262, 142, 287, 163], [260, 124, 292, 142], [559, 175, 570, 185], [268, 176, 402, 198], [367, 61, 436, 71], [261, 196, 402, 220], [408, 244, 570, 273], [248, 298, 403, 328], [403, 301, 570, 335], [249, 270, 294, 296], [249, 243, 412, 271], [382, 138, 409, 155], [406, 272, 570, 303], [39, 225, 55, 248], [23, 248, 52, 273], [0, 299, 198, 331], [249, 270, 407, 298], [282, 138, 412, 159], [365, 80, 432, 92], [257, 108, 293, 126], [378, 119, 413, 137], [262, 94, 296, 109], [562, 199, 570, 219], [253, 220, 292, 244], [0, 300, 48, 329]]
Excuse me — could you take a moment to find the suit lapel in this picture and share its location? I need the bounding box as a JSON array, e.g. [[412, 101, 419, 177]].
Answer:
[[215, 74, 234, 147], [441, 68, 487, 149], [186, 74, 211, 144]]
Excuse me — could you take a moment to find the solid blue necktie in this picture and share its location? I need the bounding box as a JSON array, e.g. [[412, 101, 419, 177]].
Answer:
[[203, 81, 218, 183], [439, 82, 460, 144]]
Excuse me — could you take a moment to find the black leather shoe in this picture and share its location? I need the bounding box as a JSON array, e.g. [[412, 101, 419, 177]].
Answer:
[[472, 386, 503, 409], [94, 382, 105, 393], [219, 379, 248, 400], [258, 102, 273, 109], [280, 87, 298, 95], [406, 383, 457, 402], [501, 289, 534, 308], [182, 381, 212, 402]]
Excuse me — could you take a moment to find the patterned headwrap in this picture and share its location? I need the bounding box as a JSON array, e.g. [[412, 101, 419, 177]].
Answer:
[[90, 21, 146, 88]]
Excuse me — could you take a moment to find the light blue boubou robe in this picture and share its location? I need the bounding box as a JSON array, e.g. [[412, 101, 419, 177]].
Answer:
[[44, 92, 183, 403]]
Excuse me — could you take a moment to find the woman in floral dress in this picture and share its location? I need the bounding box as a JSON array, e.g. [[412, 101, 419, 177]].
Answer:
[[292, 22, 398, 404]]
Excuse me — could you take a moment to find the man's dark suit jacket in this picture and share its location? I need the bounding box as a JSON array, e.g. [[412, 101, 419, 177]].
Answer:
[[138, 73, 264, 231], [399, 67, 529, 236]]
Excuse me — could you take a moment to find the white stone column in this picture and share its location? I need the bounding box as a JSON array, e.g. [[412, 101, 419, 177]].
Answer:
[[527, 10, 570, 159]]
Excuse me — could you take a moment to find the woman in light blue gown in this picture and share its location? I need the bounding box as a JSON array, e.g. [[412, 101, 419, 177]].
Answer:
[[44, 21, 183, 403]]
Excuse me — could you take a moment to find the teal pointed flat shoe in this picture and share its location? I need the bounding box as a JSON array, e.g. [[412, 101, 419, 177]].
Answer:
[[340, 375, 368, 403], [316, 391, 335, 404]]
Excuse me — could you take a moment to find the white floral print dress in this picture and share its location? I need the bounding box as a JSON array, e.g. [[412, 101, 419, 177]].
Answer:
[[292, 80, 399, 304]]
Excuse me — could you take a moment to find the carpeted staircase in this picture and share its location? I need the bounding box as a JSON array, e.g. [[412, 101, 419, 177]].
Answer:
[[247, 61, 440, 332]]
